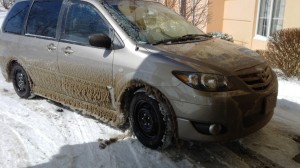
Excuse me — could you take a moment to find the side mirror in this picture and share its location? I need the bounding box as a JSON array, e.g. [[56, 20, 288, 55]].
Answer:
[[89, 33, 111, 49]]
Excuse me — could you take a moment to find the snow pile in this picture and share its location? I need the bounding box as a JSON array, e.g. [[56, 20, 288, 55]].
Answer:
[[277, 76, 300, 104], [0, 12, 6, 25], [0, 8, 7, 25]]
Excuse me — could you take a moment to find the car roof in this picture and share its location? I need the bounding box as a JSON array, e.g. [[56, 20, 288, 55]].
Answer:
[[102, 0, 158, 5]]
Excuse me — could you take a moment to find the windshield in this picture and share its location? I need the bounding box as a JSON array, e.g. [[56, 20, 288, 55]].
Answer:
[[102, 0, 205, 44]]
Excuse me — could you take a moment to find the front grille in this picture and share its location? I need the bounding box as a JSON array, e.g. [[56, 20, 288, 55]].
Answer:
[[237, 65, 273, 91]]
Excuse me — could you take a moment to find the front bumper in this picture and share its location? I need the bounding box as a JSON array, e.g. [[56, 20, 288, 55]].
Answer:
[[173, 93, 275, 141], [158, 75, 278, 142]]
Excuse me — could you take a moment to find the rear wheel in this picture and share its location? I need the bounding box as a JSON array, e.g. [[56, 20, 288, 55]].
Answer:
[[11, 64, 32, 98], [129, 91, 173, 149]]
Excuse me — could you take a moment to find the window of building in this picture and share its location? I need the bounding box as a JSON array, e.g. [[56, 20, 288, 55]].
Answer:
[[3, 1, 30, 34], [257, 0, 285, 37], [61, 2, 109, 45], [26, 0, 62, 38]]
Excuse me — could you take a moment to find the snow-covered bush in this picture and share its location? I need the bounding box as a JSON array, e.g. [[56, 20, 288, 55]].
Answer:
[[207, 32, 234, 42], [259, 28, 300, 78], [1, 0, 14, 9]]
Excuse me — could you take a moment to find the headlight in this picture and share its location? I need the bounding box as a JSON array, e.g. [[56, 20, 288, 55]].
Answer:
[[172, 71, 230, 92]]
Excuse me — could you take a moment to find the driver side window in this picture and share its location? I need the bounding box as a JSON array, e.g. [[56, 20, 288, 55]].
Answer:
[[61, 2, 109, 45]]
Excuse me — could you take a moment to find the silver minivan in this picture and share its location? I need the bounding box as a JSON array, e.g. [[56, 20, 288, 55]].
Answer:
[[0, 0, 278, 149]]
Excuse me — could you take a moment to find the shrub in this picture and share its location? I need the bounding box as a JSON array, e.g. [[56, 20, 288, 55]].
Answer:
[[256, 50, 276, 67], [265, 28, 300, 78], [207, 32, 234, 42]]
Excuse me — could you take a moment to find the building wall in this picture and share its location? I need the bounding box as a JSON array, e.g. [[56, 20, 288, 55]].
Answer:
[[205, 0, 224, 32], [206, 0, 300, 50], [211, 0, 257, 48], [282, 0, 300, 29]]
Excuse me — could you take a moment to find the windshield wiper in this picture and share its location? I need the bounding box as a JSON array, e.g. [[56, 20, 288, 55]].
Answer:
[[152, 34, 212, 45], [182, 34, 212, 38]]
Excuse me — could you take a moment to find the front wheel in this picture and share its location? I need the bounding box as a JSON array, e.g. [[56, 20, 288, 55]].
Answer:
[[11, 64, 32, 98], [129, 92, 173, 149]]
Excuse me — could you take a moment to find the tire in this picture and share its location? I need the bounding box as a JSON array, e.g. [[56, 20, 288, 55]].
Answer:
[[129, 92, 173, 149], [11, 64, 32, 98]]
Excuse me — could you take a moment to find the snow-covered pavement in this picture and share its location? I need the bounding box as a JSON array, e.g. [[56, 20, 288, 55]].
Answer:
[[0, 69, 299, 168], [0, 73, 196, 168]]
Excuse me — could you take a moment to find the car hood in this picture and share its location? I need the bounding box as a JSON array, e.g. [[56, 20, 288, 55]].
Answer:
[[146, 38, 265, 75]]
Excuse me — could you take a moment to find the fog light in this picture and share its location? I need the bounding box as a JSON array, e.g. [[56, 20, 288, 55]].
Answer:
[[192, 122, 225, 135], [209, 124, 222, 135]]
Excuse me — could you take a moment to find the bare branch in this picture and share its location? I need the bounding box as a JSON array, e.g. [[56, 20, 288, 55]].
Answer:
[[158, 0, 210, 29], [164, 0, 177, 8]]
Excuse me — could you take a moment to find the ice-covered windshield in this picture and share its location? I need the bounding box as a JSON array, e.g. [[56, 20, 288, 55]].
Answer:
[[102, 0, 205, 44]]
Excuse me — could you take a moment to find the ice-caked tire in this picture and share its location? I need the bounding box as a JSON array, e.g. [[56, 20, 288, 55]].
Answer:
[[129, 92, 173, 149], [11, 64, 32, 98]]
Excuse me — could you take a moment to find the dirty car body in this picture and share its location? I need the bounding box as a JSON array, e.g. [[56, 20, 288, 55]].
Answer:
[[0, 0, 278, 149]]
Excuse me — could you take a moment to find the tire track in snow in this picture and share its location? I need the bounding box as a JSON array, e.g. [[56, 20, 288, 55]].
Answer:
[[166, 142, 234, 168], [292, 136, 300, 164], [0, 92, 71, 165], [0, 108, 59, 165], [126, 141, 143, 168], [0, 97, 62, 148], [224, 141, 283, 168], [239, 109, 300, 168], [0, 124, 29, 168]]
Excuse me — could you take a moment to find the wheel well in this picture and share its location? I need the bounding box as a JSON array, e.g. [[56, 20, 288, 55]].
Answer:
[[119, 81, 174, 118], [118, 81, 178, 143], [119, 85, 143, 120], [6, 60, 19, 81], [6, 61, 34, 92]]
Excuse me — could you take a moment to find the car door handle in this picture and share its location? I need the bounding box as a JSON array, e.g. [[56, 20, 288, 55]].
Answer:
[[47, 43, 57, 51], [63, 46, 74, 55]]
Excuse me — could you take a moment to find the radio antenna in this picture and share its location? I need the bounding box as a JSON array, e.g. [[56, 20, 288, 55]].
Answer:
[[134, 0, 139, 51]]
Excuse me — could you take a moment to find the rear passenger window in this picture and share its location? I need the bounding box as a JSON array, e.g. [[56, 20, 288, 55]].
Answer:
[[26, 0, 62, 38], [3, 1, 30, 34], [61, 2, 109, 45]]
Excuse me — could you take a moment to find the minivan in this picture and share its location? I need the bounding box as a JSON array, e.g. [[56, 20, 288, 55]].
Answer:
[[0, 0, 278, 149]]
